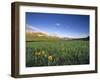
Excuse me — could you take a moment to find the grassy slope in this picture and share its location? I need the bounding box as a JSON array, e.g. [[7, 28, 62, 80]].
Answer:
[[26, 40, 89, 67]]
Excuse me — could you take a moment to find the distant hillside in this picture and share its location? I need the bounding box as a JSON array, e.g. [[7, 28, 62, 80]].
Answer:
[[26, 25, 89, 41], [81, 36, 89, 40], [26, 32, 60, 41], [26, 31, 89, 41], [73, 36, 89, 41]]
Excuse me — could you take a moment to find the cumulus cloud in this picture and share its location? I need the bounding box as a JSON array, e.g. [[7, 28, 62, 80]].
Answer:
[[26, 24, 42, 32]]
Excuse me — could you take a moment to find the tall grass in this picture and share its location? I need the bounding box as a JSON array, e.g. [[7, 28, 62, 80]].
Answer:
[[26, 40, 89, 67]]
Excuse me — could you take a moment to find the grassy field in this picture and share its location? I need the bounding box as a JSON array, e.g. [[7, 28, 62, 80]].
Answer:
[[26, 40, 89, 67]]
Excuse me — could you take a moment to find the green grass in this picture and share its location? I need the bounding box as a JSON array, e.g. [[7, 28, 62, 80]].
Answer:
[[26, 40, 89, 67]]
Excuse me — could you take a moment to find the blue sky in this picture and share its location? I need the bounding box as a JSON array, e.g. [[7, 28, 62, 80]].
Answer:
[[26, 12, 89, 38]]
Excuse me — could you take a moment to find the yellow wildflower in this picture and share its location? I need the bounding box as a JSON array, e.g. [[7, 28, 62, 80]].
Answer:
[[44, 54, 47, 57], [35, 52, 41, 56], [35, 52, 38, 55], [48, 56, 53, 61], [38, 52, 41, 55], [42, 51, 45, 55]]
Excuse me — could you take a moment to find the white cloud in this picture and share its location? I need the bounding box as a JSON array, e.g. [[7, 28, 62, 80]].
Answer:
[[26, 24, 42, 32], [26, 24, 48, 35], [56, 23, 60, 26]]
